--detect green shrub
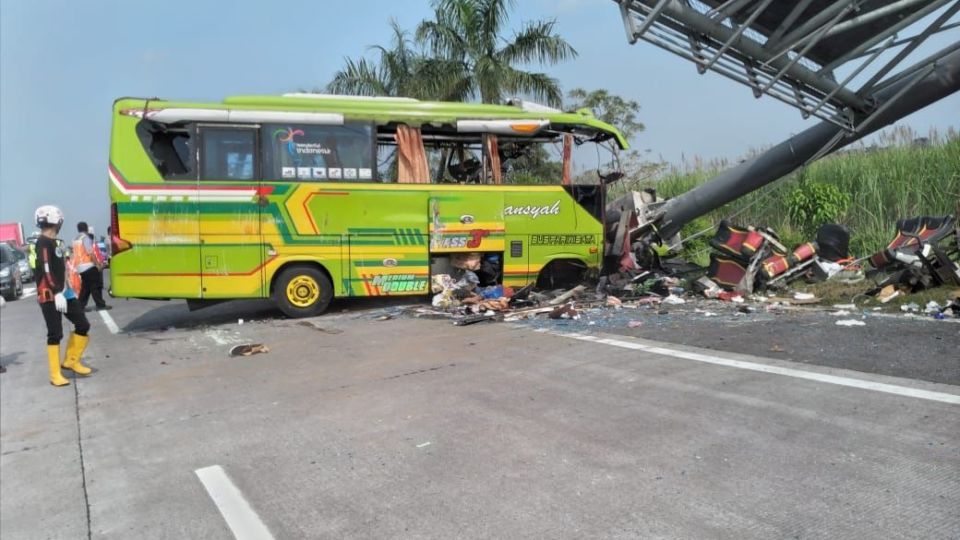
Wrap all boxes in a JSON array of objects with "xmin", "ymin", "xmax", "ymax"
[{"xmin": 785, "ymin": 181, "xmax": 851, "ymax": 235}]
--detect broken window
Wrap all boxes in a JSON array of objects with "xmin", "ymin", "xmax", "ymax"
[
  {"xmin": 372, "ymin": 122, "xmax": 615, "ymax": 186},
  {"xmin": 136, "ymin": 121, "xmax": 196, "ymax": 180}
]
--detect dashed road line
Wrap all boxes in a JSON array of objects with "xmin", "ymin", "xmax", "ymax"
[
  {"xmin": 98, "ymin": 309, "xmax": 120, "ymax": 334},
  {"xmin": 22, "ymin": 287, "xmax": 37, "ymax": 298},
  {"xmin": 544, "ymin": 330, "xmax": 960, "ymax": 405},
  {"xmin": 195, "ymin": 465, "xmax": 275, "ymax": 540}
]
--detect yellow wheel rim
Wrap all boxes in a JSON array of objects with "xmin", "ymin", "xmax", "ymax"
[{"xmin": 286, "ymin": 275, "xmax": 320, "ymax": 308}]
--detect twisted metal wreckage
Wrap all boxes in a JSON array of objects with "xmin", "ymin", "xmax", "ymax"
[{"xmin": 602, "ymin": 0, "xmax": 960, "ymax": 296}]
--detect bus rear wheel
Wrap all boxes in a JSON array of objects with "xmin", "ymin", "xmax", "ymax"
[{"xmin": 273, "ymin": 265, "xmax": 333, "ymax": 318}]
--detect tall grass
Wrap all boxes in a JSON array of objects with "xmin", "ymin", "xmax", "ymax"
[{"xmin": 622, "ymin": 127, "xmax": 960, "ymax": 260}]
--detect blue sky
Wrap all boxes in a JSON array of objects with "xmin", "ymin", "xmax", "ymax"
[{"xmin": 1, "ymin": 0, "xmax": 957, "ymax": 234}]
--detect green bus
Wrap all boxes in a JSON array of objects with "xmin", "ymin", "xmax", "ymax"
[{"xmin": 107, "ymin": 93, "xmax": 627, "ymax": 317}]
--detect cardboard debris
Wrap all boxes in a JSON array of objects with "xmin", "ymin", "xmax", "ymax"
[
  {"xmin": 877, "ymin": 285, "xmax": 901, "ymax": 303},
  {"xmin": 229, "ymin": 343, "xmax": 270, "ymax": 357}
]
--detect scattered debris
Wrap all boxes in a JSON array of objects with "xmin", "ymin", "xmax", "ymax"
[
  {"xmin": 701, "ymin": 221, "xmax": 847, "ymax": 294},
  {"xmin": 375, "ymin": 314, "xmax": 395, "ymax": 321},
  {"xmin": 867, "ymin": 215, "xmax": 960, "ymax": 296},
  {"xmin": 763, "ymin": 295, "xmax": 819, "ymax": 305},
  {"xmin": 877, "ymin": 285, "xmax": 901, "ymax": 303},
  {"xmin": 716, "ymin": 291, "xmax": 744, "ymax": 302},
  {"xmin": 548, "ymin": 285, "xmax": 586, "ymax": 306},
  {"xmin": 453, "ymin": 313, "xmax": 498, "ymax": 326},
  {"xmin": 548, "ymin": 303, "xmax": 580, "ymax": 320},
  {"xmin": 900, "ymin": 303, "xmax": 920, "ymax": 313},
  {"xmin": 418, "ymin": 214, "xmax": 958, "ymax": 328},
  {"xmin": 502, "ymin": 306, "xmax": 557, "ymax": 322},
  {"xmin": 298, "ymin": 321, "xmax": 344, "ymax": 333},
  {"xmin": 229, "ymin": 343, "xmax": 270, "ymax": 357}
]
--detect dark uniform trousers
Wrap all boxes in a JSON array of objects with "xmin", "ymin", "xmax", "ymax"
[
  {"xmin": 40, "ymin": 298, "xmax": 90, "ymax": 345},
  {"xmin": 79, "ymin": 267, "xmax": 106, "ymax": 309}
]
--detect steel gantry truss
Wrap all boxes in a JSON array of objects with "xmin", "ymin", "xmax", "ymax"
[{"xmin": 615, "ymin": 0, "xmax": 960, "ymax": 131}]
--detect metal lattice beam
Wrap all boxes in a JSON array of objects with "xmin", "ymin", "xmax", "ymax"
[{"xmin": 614, "ymin": 0, "xmax": 960, "ymax": 132}]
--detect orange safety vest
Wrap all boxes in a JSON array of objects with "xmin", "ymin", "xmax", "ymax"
[{"xmin": 72, "ymin": 234, "xmax": 94, "ymax": 267}]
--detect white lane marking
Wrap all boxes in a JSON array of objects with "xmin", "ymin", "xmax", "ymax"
[
  {"xmin": 22, "ymin": 287, "xmax": 36, "ymax": 298},
  {"xmin": 195, "ymin": 465, "xmax": 275, "ymax": 540},
  {"xmin": 98, "ymin": 309, "xmax": 120, "ymax": 334},
  {"xmin": 548, "ymin": 331, "xmax": 960, "ymax": 405}
]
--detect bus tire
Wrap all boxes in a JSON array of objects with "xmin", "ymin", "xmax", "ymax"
[{"xmin": 272, "ymin": 265, "xmax": 333, "ymax": 318}]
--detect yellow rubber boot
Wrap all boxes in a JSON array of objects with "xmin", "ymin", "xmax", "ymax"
[
  {"xmin": 62, "ymin": 333, "xmax": 92, "ymax": 376},
  {"xmin": 47, "ymin": 345, "xmax": 70, "ymax": 387}
]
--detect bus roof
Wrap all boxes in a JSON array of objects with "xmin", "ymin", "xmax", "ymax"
[{"xmin": 116, "ymin": 94, "xmax": 629, "ymax": 149}]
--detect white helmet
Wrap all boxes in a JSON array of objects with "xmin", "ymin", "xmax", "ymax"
[{"xmin": 35, "ymin": 205, "xmax": 64, "ymax": 228}]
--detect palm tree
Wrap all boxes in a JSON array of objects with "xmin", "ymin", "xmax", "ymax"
[
  {"xmin": 416, "ymin": 0, "xmax": 577, "ymax": 107},
  {"xmin": 327, "ymin": 20, "xmax": 431, "ymax": 98}
]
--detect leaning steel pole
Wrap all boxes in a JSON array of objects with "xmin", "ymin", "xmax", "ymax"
[{"xmin": 657, "ymin": 44, "xmax": 960, "ymax": 240}]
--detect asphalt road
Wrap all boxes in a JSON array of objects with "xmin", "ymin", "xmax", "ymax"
[
  {"xmin": 520, "ymin": 300, "xmax": 960, "ymax": 386},
  {"xmin": 1, "ymin": 287, "xmax": 959, "ymax": 539}
]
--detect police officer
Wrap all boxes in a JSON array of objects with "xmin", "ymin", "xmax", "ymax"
[{"xmin": 34, "ymin": 206, "xmax": 93, "ymax": 387}]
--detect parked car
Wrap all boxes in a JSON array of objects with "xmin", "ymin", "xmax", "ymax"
[
  {"xmin": 0, "ymin": 243, "xmax": 24, "ymax": 300},
  {"xmin": 10, "ymin": 245, "xmax": 33, "ymax": 281}
]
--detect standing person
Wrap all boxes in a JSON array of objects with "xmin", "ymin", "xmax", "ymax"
[
  {"xmin": 73, "ymin": 221, "xmax": 110, "ymax": 311},
  {"xmin": 88, "ymin": 226, "xmax": 106, "ymax": 268},
  {"xmin": 34, "ymin": 206, "xmax": 93, "ymax": 387}
]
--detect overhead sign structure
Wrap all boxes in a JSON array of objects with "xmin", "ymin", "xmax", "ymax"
[
  {"xmin": 612, "ymin": 0, "xmax": 960, "ymax": 240},
  {"xmin": 615, "ymin": 0, "xmax": 960, "ymax": 132}
]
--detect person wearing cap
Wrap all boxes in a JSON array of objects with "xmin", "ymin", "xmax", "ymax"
[
  {"xmin": 34, "ymin": 206, "xmax": 94, "ymax": 387},
  {"xmin": 73, "ymin": 221, "xmax": 110, "ymax": 311}
]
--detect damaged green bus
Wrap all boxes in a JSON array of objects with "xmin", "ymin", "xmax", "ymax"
[{"xmin": 108, "ymin": 93, "xmax": 627, "ymax": 317}]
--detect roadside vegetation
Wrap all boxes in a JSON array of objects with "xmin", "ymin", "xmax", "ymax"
[{"xmin": 620, "ymin": 127, "xmax": 960, "ymax": 263}]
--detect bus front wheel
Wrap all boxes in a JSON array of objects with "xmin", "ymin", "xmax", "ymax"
[{"xmin": 273, "ymin": 265, "xmax": 333, "ymax": 318}]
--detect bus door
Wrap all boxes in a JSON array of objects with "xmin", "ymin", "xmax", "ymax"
[
  {"xmin": 340, "ymin": 191, "xmax": 429, "ymax": 297},
  {"xmin": 428, "ymin": 189, "xmax": 508, "ymax": 281},
  {"xmin": 196, "ymin": 125, "xmax": 265, "ymax": 298}
]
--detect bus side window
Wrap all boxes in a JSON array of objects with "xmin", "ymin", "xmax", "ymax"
[
  {"xmin": 261, "ymin": 123, "xmax": 375, "ymax": 182},
  {"xmin": 136, "ymin": 121, "xmax": 196, "ymax": 180},
  {"xmin": 200, "ymin": 128, "xmax": 257, "ymax": 181}
]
